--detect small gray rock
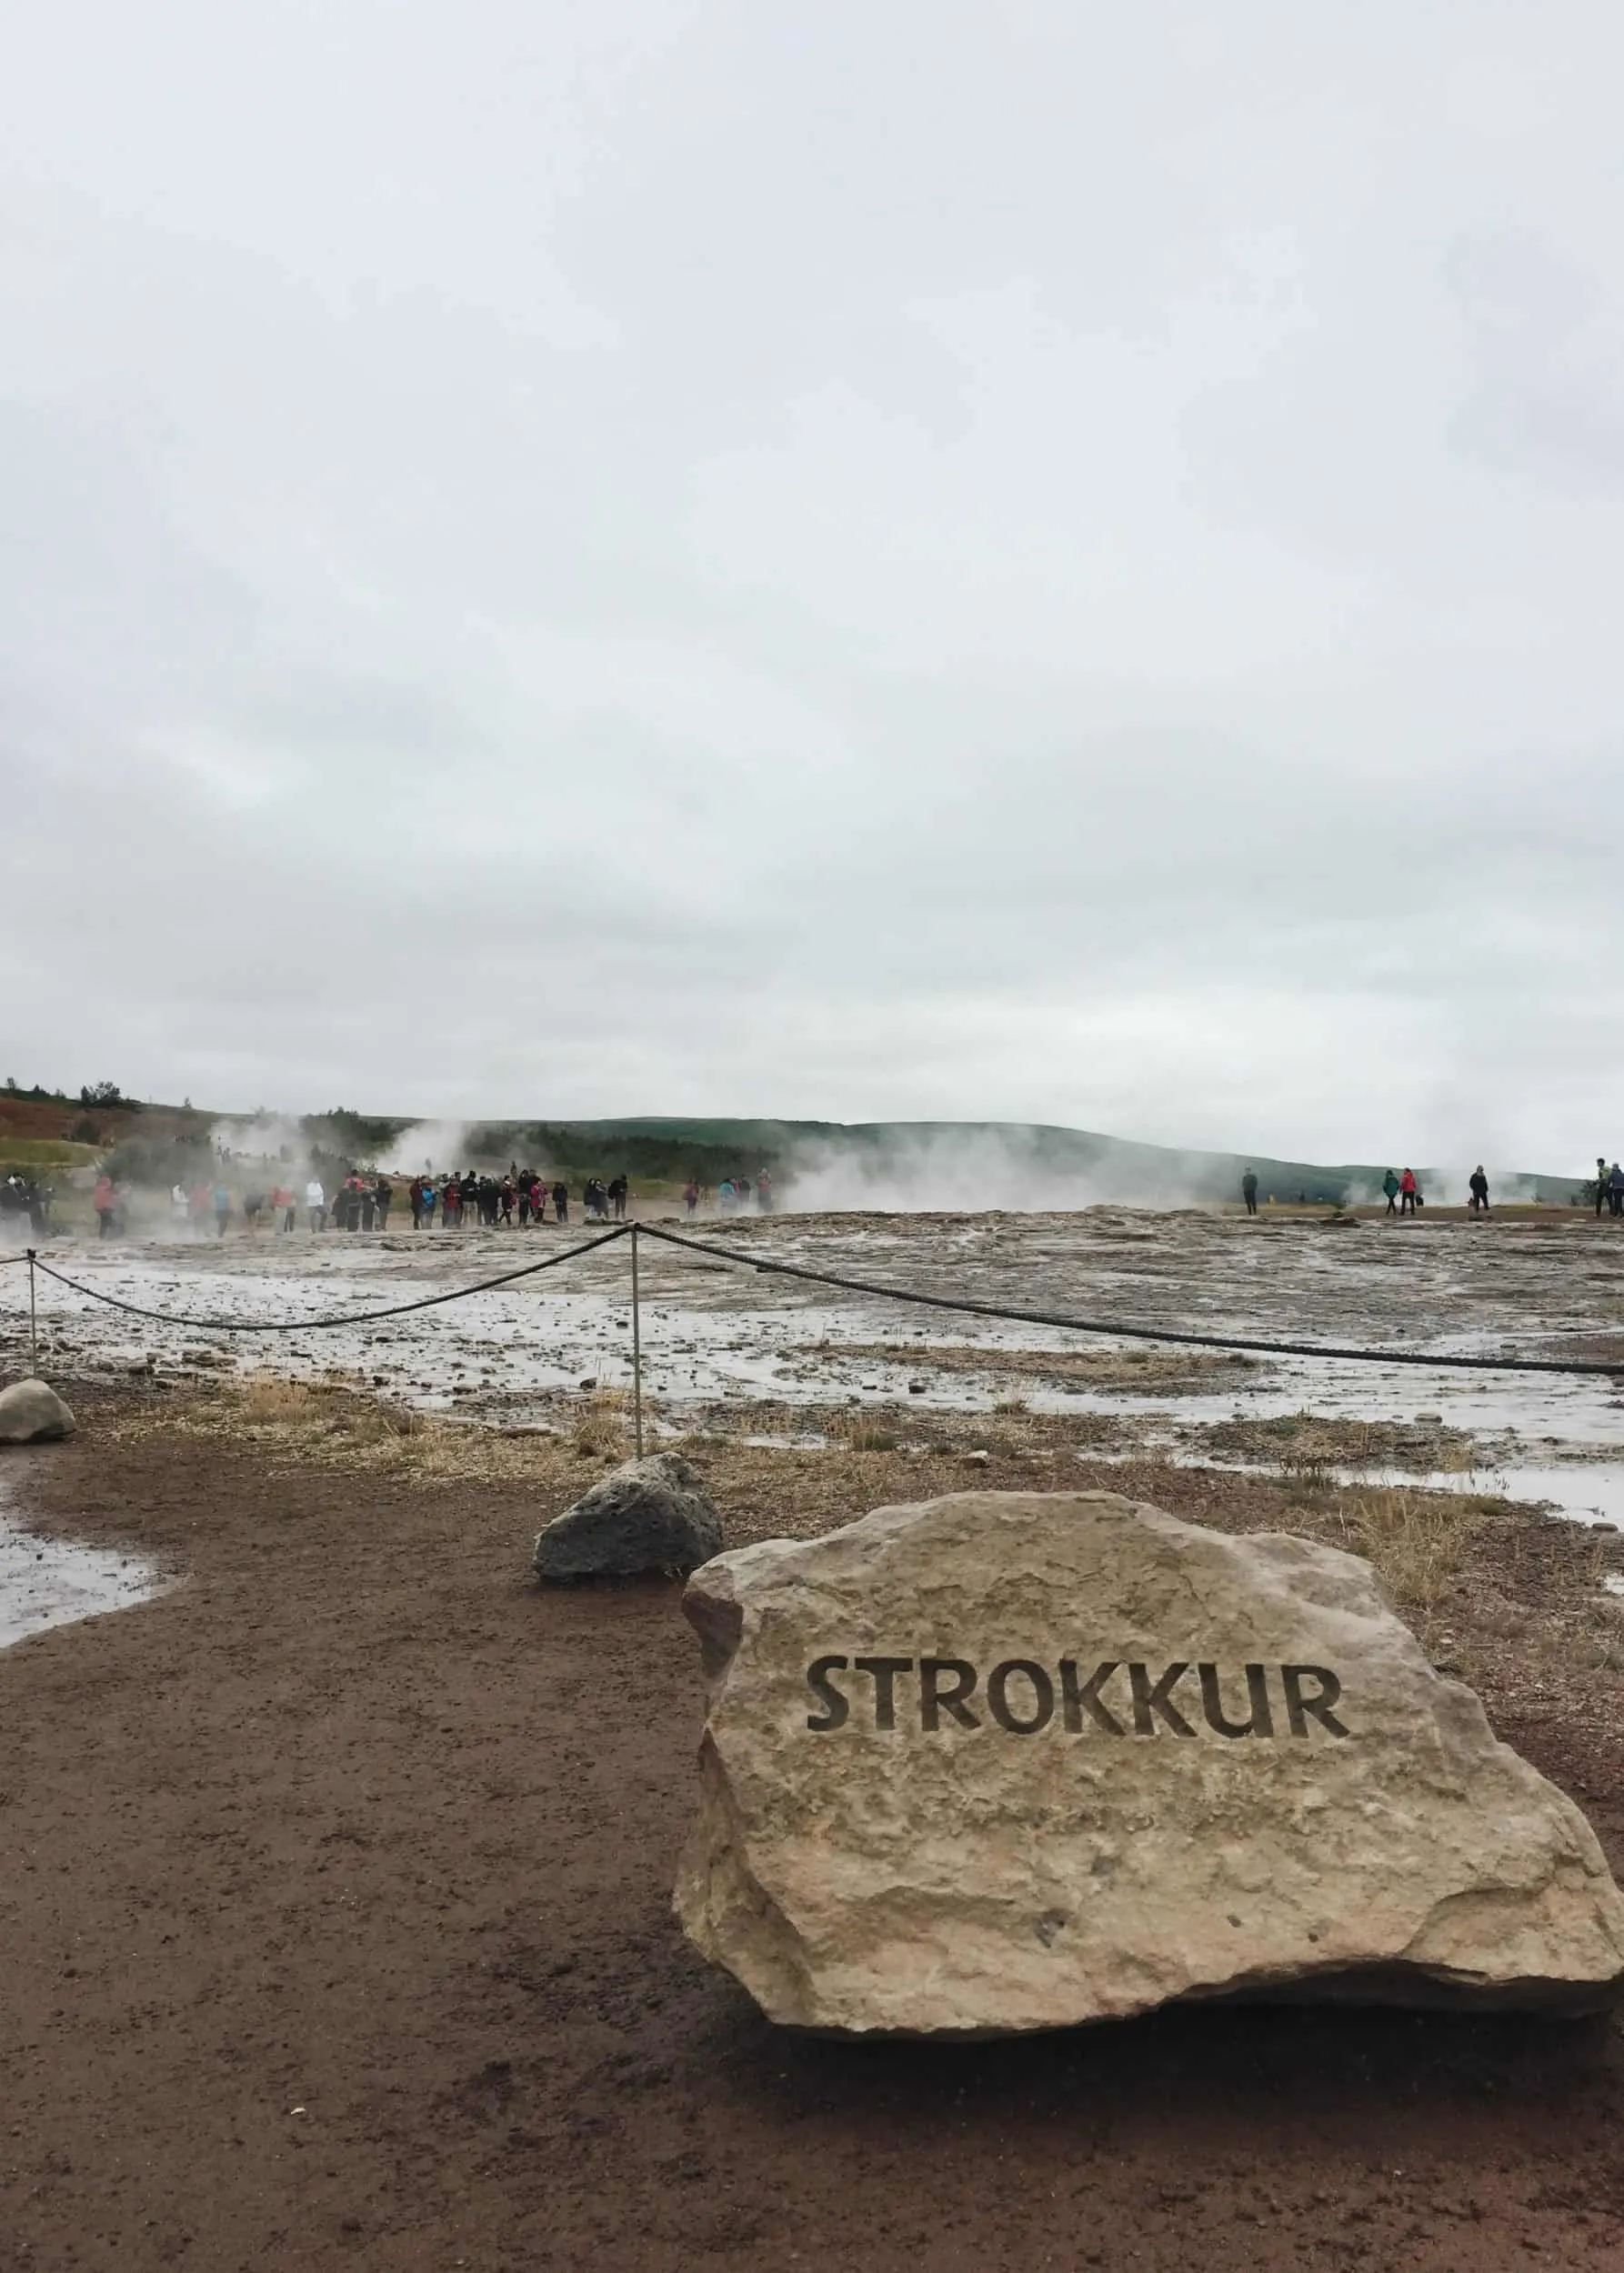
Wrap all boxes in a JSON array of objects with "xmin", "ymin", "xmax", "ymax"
[
  {"xmin": 0, "ymin": 1378, "xmax": 77, "ymax": 1445},
  {"xmin": 534, "ymin": 1452, "xmax": 722, "ymax": 1581}
]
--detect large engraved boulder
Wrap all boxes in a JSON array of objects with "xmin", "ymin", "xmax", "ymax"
[{"xmin": 674, "ymin": 1491, "xmax": 1624, "ymax": 2034}]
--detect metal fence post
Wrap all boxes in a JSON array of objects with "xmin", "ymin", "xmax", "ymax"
[
  {"xmin": 630, "ymin": 1223, "xmax": 644, "ymax": 1457},
  {"xmin": 26, "ymin": 1247, "xmax": 38, "ymax": 1377}
]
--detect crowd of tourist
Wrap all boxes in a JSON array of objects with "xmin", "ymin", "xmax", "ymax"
[
  {"xmin": 158, "ymin": 1167, "xmax": 619, "ymax": 1235},
  {"xmin": 15, "ymin": 1160, "xmax": 782, "ymax": 1241},
  {"xmin": 31, "ymin": 1154, "xmax": 1624, "ymax": 1241}
]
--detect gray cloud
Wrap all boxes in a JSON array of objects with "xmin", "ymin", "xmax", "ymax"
[{"xmin": 3, "ymin": 2, "xmax": 1623, "ymax": 1171}]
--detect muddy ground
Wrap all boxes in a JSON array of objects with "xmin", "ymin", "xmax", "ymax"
[{"xmin": 4, "ymin": 1373, "xmax": 1624, "ymax": 2272}]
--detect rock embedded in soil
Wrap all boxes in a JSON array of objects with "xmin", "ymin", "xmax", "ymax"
[
  {"xmin": 534, "ymin": 1452, "xmax": 722, "ymax": 1581},
  {"xmin": 674, "ymin": 1489, "xmax": 1624, "ymax": 2035},
  {"xmin": 0, "ymin": 1378, "xmax": 77, "ymax": 1445}
]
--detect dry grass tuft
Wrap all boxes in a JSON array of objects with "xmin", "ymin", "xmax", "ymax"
[
  {"xmin": 823, "ymin": 1407, "xmax": 904, "ymax": 1454},
  {"xmin": 240, "ymin": 1377, "xmax": 316, "ymax": 1425},
  {"xmin": 1321, "ymin": 1487, "xmax": 1489, "ymax": 1618},
  {"xmin": 571, "ymin": 1391, "xmax": 629, "ymax": 1461},
  {"xmin": 236, "ymin": 1373, "xmax": 426, "ymax": 1448}
]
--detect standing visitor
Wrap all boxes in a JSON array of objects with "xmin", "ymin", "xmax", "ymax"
[
  {"xmin": 1399, "ymin": 1167, "xmax": 1418, "ymax": 1217},
  {"xmin": 306, "ymin": 1177, "xmax": 326, "ymax": 1233},
  {"xmin": 375, "ymin": 1176, "xmax": 392, "ymax": 1231},
  {"xmin": 420, "ymin": 1178, "xmax": 436, "ymax": 1227},
  {"xmin": 360, "ymin": 1182, "xmax": 376, "ymax": 1233},
  {"xmin": 717, "ymin": 1178, "xmax": 735, "ymax": 1216},
  {"xmin": 552, "ymin": 1179, "xmax": 569, "ymax": 1224},
  {"xmin": 170, "ymin": 1181, "xmax": 190, "ymax": 1237},
  {"xmin": 408, "ymin": 1177, "xmax": 423, "ymax": 1229},
  {"xmin": 94, "ymin": 1174, "xmax": 116, "ymax": 1238},
  {"xmin": 685, "ymin": 1177, "xmax": 699, "ymax": 1217},
  {"xmin": 757, "ymin": 1168, "xmax": 774, "ymax": 1214},
  {"xmin": 1599, "ymin": 1159, "xmax": 1612, "ymax": 1218},
  {"xmin": 1469, "ymin": 1166, "xmax": 1489, "ymax": 1215},
  {"xmin": 1240, "ymin": 1168, "xmax": 1258, "ymax": 1217},
  {"xmin": 516, "ymin": 1177, "xmax": 531, "ymax": 1228},
  {"xmin": 609, "ymin": 1174, "xmax": 628, "ymax": 1222},
  {"xmin": 499, "ymin": 1177, "xmax": 516, "ymax": 1227},
  {"xmin": 1611, "ymin": 1164, "xmax": 1624, "ymax": 1218},
  {"xmin": 1382, "ymin": 1168, "xmax": 1400, "ymax": 1217},
  {"xmin": 213, "ymin": 1181, "xmax": 232, "ymax": 1237},
  {"xmin": 275, "ymin": 1183, "xmax": 295, "ymax": 1233}
]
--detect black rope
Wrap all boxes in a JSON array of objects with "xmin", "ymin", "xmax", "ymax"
[
  {"xmin": 25, "ymin": 1226, "xmax": 631, "ymax": 1333},
  {"xmin": 634, "ymin": 1223, "xmax": 1624, "ymax": 1379}
]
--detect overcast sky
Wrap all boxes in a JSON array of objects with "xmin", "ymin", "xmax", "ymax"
[{"xmin": 4, "ymin": 3, "xmax": 1623, "ymax": 1167}]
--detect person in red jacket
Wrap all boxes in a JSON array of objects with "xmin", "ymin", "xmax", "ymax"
[{"xmin": 1399, "ymin": 1167, "xmax": 1418, "ymax": 1217}]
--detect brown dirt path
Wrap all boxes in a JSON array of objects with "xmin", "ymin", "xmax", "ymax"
[{"xmin": 2, "ymin": 1408, "xmax": 1623, "ymax": 2271}]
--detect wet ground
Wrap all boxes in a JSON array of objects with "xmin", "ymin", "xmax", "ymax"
[
  {"xmin": 0, "ymin": 1469, "xmax": 167, "ymax": 1649},
  {"xmin": 4, "ymin": 1206, "xmax": 1622, "ymax": 1525}
]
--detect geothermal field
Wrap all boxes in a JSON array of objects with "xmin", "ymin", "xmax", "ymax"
[
  {"xmin": 7, "ymin": 1204, "xmax": 1624, "ymax": 1529},
  {"xmin": 4, "ymin": 1202, "xmax": 1624, "ymax": 2270}
]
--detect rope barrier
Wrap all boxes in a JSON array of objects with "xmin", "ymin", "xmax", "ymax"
[
  {"xmin": 634, "ymin": 1222, "xmax": 1624, "ymax": 1379},
  {"xmin": 24, "ymin": 1226, "xmax": 631, "ymax": 1333}
]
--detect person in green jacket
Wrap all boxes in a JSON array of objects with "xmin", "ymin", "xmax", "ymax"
[{"xmin": 1382, "ymin": 1168, "xmax": 1400, "ymax": 1217}]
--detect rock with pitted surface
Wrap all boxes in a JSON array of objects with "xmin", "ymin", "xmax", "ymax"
[
  {"xmin": 534, "ymin": 1452, "xmax": 722, "ymax": 1581},
  {"xmin": 674, "ymin": 1490, "xmax": 1624, "ymax": 2035},
  {"xmin": 0, "ymin": 1378, "xmax": 77, "ymax": 1445}
]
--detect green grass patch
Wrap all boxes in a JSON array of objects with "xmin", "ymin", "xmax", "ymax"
[{"xmin": 0, "ymin": 1138, "xmax": 105, "ymax": 1168}]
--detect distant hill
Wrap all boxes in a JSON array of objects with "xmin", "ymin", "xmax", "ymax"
[{"xmin": 490, "ymin": 1117, "xmax": 1584, "ymax": 1208}]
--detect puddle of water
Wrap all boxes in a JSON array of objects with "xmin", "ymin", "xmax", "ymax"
[
  {"xmin": 1439, "ymin": 1463, "xmax": 1624, "ymax": 1527},
  {"xmin": 0, "ymin": 1479, "xmax": 168, "ymax": 1651},
  {"xmin": 1273, "ymin": 1458, "xmax": 1624, "ymax": 1527}
]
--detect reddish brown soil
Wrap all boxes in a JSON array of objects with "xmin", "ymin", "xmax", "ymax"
[
  {"xmin": 0, "ymin": 1096, "xmax": 196, "ymax": 1146},
  {"xmin": 3, "ymin": 1406, "xmax": 1624, "ymax": 2271}
]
